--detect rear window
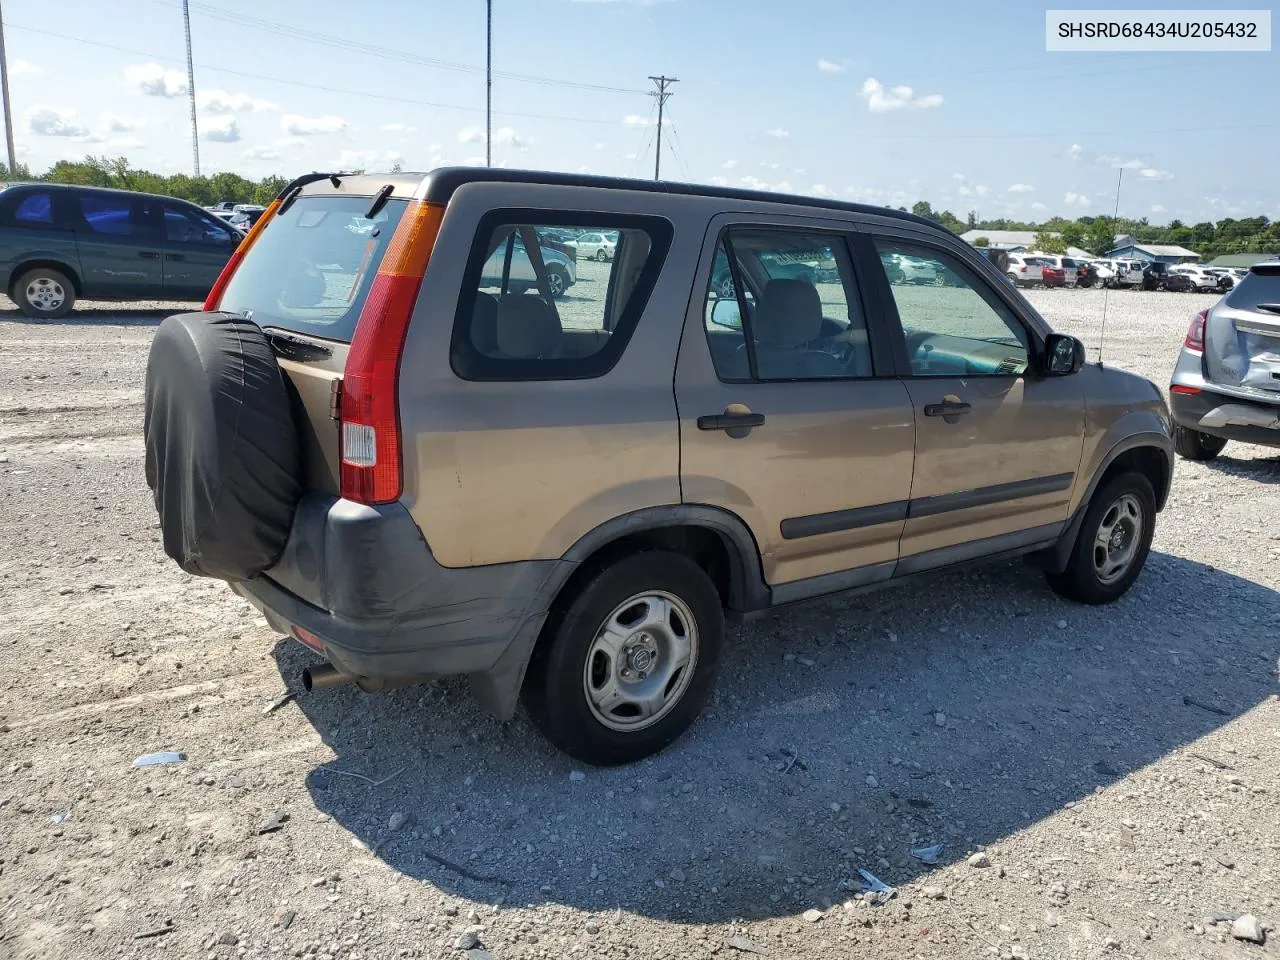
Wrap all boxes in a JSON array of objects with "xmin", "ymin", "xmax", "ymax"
[
  {"xmin": 218, "ymin": 195, "xmax": 407, "ymax": 343},
  {"xmin": 1225, "ymin": 265, "xmax": 1280, "ymax": 309}
]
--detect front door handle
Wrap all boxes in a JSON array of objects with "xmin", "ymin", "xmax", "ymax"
[
  {"xmin": 924, "ymin": 395, "xmax": 972, "ymax": 422},
  {"xmin": 697, "ymin": 404, "xmax": 765, "ymax": 437},
  {"xmin": 165, "ymin": 253, "xmax": 185, "ymax": 262},
  {"xmin": 138, "ymin": 251, "xmax": 161, "ymax": 260}
]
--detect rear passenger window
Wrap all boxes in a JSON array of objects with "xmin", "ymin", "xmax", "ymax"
[
  {"xmin": 704, "ymin": 227, "xmax": 873, "ymax": 381},
  {"xmin": 14, "ymin": 192, "xmax": 53, "ymax": 225},
  {"xmin": 77, "ymin": 196, "xmax": 140, "ymax": 237},
  {"xmin": 452, "ymin": 215, "xmax": 671, "ymax": 381}
]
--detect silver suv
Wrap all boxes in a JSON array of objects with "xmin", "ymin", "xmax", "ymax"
[
  {"xmin": 144, "ymin": 168, "xmax": 1174, "ymax": 765},
  {"xmin": 1170, "ymin": 259, "xmax": 1280, "ymax": 459}
]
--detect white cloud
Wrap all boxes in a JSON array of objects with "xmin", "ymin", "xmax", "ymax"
[
  {"xmin": 740, "ymin": 175, "xmax": 793, "ymax": 193},
  {"xmin": 27, "ymin": 105, "xmax": 89, "ymax": 138},
  {"xmin": 123, "ymin": 62, "xmax": 188, "ymax": 98},
  {"xmin": 197, "ymin": 90, "xmax": 277, "ymax": 114},
  {"xmin": 817, "ymin": 58, "xmax": 846, "ymax": 74},
  {"xmin": 11, "ymin": 60, "xmax": 43, "ymax": 77},
  {"xmin": 1007, "ymin": 183, "xmax": 1035, "ymax": 194},
  {"xmin": 330, "ymin": 148, "xmax": 403, "ymax": 171},
  {"xmin": 1139, "ymin": 167, "xmax": 1174, "ymax": 181},
  {"xmin": 101, "ymin": 113, "xmax": 139, "ymax": 133},
  {"xmin": 710, "ymin": 176, "xmax": 729, "ymax": 186},
  {"xmin": 764, "ymin": 127, "xmax": 790, "ymax": 139},
  {"xmin": 859, "ymin": 77, "xmax": 943, "ymax": 113},
  {"xmin": 1068, "ymin": 143, "xmax": 1082, "ymax": 160},
  {"xmin": 242, "ymin": 145, "xmax": 281, "ymax": 162},
  {"xmin": 458, "ymin": 126, "xmax": 486, "ymax": 143},
  {"xmin": 792, "ymin": 167, "xmax": 806, "ymax": 175},
  {"xmin": 960, "ymin": 185, "xmax": 992, "ymax": 198},
  {"xmin": 1064, "ymin": 191, "xmax": 1091, "ymax": 209},
  {"xmin": 494, "ymin": 127, "xmax": 528, "ymax": 150},
  {"xmin": 381, "ymin": 122, "xmax": 418, "ymax": 133},
  {"xmin": 1031, "ymin": 201, "xmax": 1049, "ymax": 211},
  {"xmin": 1151, "ymin": 204, "xmax": 1167, "ymax": 213},
  {"xmin": 809, "ymin": 184, "xmax": 834, "ymax": 197},
  {"xmin": 107, "ymin": 135, "xmax": 145, "ymax": 150},
  {"xmin": 275, "ymin": 136, "xmax": 307, "ymax": 150},
  {"xmin": 202, "ymin": 115, "xmax": 241, "ymax": 143},
  {"xmin": 593, "ymin": 142, "xmax": 606, "ymax": 151},
  {"xmin": 951, "ymin": 172, "xmax": 966, "ymax": 181},
  {"xmin": 576, "ymin": 165, "xmax": 591, "ymax": 174},
  {"xmin": 281, "ymin": 114, "xmax": 347, "ymax": 136},
  {"xmin": 721, "ymin": 159, "xmax": 738, "ymax": 170},
  {"xmin": 462, "ymin": 156, "xmax": 487, "ymax": 166},
  {"xmin": 760, "ymin": 161, "xmax": 781, "ymax": 171}
]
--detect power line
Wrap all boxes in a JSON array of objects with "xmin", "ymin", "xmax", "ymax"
[
  {"xmin": 665, "ymin": 115, "xmax": 695, "ymax": 183},
  {"xmin": 145, "ymin": 0, "xmax": 649, "ymax": 96},
  {"xmin": 5, "ymin": 24, "xmax": 631, "ymax": 126},
  {"xmin": 648, "ymin": 75, "xmax": 676, "ymax": 181}
]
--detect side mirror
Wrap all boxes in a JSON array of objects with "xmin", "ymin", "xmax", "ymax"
[
  {"xmin": 710, "ymin": 297, "xmax": 743, "ymax": 330},
  {"xmin": 1043, "ymin": 333, "xmax": 1085, "ymax": 376}
]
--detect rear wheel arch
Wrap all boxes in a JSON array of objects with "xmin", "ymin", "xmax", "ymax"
[
  {"xmin": 553, "ymin": 506, "xmax": 768, "ymax": 618},
  {"xmin": 10, "ymin": 259, "xmax": 82, "ymax": 298}
]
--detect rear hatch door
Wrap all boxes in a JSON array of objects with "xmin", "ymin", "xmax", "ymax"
[
  {"xmin": 1203, "ymin": 263, "xmax": 1280, "ymax": 398},
  {"xmin": 216, "ymin": 186, "xmax": 413, "ymax": 494}
]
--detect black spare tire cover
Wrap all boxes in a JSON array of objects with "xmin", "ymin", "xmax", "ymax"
[{"xmin": 145, "ymin": 312, "xmax": 302, "ymax": 581}]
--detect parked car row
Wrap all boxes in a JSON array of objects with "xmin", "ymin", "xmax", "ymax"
[
  {"xmin": 991, "ymin": 250, "xmax": 1247, "ymax": 294},
  {"xmin": 205, "ymin": 202, "xmax": 267, "ymax": 235}
]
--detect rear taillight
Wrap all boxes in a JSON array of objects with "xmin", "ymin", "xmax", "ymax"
[
  {"xmin": 1019, "ymin": 266, "xmax": 1027, "ymax": 273},
  {"xmin": 202, "ymin": 198, "xmax": 281, "ymax": 311},
  {"xmin": 1184, "ymin": 309, "xmax": 1207, "ymax": 351},
  {"xmin": 339, "ymin": 201, "xmax": 446, "ymax": 505}
]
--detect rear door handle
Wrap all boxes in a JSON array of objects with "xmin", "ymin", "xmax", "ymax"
[
  {"xmin": 697, "ymin": 410, "xmax": 766, "ymax": 432},
  {"xmin": 165, "ymin": 253, "xmax": 185, "ymax": 262},
  {"xmin": 924, "ymin": 398, "xmax": 972, "ymax": 419},
  {"xmin": 138, "ymin": 251, "xmax": 161, "ymax": 260}
]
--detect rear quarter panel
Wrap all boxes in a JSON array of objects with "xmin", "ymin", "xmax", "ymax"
[
  {"xmin": 397, "ymin": 182, "xmax": 707, "ymax": 568},
  {"xmin": 0, "ymin": 225, "xmax": 82, "ymax": 292}
]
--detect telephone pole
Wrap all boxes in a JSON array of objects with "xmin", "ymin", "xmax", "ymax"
[
  {"xmin": 0, "ymin": 1, "xmax": 18, "ymax": 179},
  {"xmin": 182, "ymin": 0, "xmax": 200, "ymax": 176},
  {"xmin": 485, "ymin": 0, "xmax": 492, "ymax": 167},
  {"xmin": 648, "ymin": 75, "xmax": 676, "ymax": 181}
]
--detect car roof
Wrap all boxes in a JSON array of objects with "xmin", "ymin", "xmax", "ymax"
[{"xmin": 292, "ymin": 166, "xmax": 939, "ymax": 230}]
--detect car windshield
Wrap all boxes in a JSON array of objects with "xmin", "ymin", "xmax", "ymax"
[{"xmin": 218, "ymin": 195, "xmax": 408, "ymax": 343}]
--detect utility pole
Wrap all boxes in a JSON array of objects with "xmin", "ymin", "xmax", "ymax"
[
  {"xmin": 648, "ymin": 75, "xmax": 676, "ymax": 181},
  {"xmin": 182, "ymin": 0, "xmax": 200, "ymax": 176},
  {"xmin": 485, "ymin": 0, "xmax": 492, "ymax": 167},
  {"xmin": 0, "ymin": 1, "xmax": 18, "ymax": 180}
]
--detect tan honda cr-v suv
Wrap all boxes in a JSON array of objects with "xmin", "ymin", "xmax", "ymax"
[{"xmin": 144, "ymin": 168, "xmax": 1173, "ymax": 765}]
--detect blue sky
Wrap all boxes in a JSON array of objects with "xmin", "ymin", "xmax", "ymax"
[{"xmin": 4, "ymin": 0, "xmax": 1277, "ymax": 224}]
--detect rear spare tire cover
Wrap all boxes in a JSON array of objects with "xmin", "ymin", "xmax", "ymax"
[{"xmin": 144, "ymin": 312, "xmax": 302, "ymax": 581}]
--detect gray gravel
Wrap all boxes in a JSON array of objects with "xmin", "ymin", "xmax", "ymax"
[{"xmin": 1, "ymin": 290, "xmax": 1277, "ymax": 960}]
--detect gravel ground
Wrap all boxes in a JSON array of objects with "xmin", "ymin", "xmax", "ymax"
[{"xmin": 1, "ymin": 289, "xmax": 1278, "ymax": 960}]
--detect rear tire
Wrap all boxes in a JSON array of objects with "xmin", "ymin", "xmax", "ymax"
[
  {"xmin": 14, "ymin": 267, "xmax": 76, "ymax": 319},
  {"xmin": 1046, "ymin": 471, "xmax": 1155, "ymax": 605},
  {"xmin": 546, "ymin": 266, "xmax": 569, "ymax": 299},
  {"xmin": 1174, "ymin": 424, "xmax": 1227, "ymax": 461},
  {"xmin": 523, "ymin": 551, "xmax": 724, "ymax": 766}
]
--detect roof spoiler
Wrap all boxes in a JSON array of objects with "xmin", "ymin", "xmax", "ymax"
[
  {"xmin": 274, "ymin": 171, "xmax": 356, "ymax": 201},
  {"xmin": 1250, "ymin": 261, "xmax": 1280, "ymax": 276}
]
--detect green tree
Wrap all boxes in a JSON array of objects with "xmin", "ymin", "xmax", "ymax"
[
  {"xmin": 1085, "ymin": 219, "xmax": 1115, "ymax": 257},
  {"xmin": 1060, "ymin": 222, "xmax": 1085, "ymax": 248},
  {"xmin": 911, "ymin": 200, "xmax": 934, "ymax": 220},
  {"xmin": 966, "ymin": 210, "xmax": 976, "ymax": 230},
  {"xmin": 972, "ymin": 236, "xmax": 989, "ymax": 247},
  {"xmin": 1034, "ymin": 231, "xmax": 1067, "ymax": 254}
]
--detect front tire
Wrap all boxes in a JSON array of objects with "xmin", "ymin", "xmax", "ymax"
[
  {"xmin": 1174, "ymin": 424, "xmax": 1227, "ymax": 461},
  {"xmin": 545, "ymin": 266, "xmax": 569, "ymax": 299},
  {"xmin": 523, "ymin": 551, "xmax": 724, "ymax": 766},
  {"xmin": 14, "ymin": 267, "xmax": 76, "ymax": 319},
  {"xmin": 1046, "ymin": 472, "xmax": 1156, "ymax": 605}
]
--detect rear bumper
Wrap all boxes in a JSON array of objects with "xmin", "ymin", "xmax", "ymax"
[
  {"xmin": 231, "ymin": 494, "xmax": 567, "ymax": 681},
  {"xmin": 1170, "ymin": 384, "xmax": 1280, "ymax": 447}
]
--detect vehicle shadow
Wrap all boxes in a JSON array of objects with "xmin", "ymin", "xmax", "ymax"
[
  {"xmin": 1203, "ymin": 452, "xmax": 1280, "ymax": 485},
  {"xmin": 276, "ymin": 550, "xmax": 1279, "ymax": 924},
  {"xmin": 0, "ymin": 305, "xmax": 186, "ymax": 326}
]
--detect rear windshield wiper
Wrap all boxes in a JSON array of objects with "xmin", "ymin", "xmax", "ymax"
[{"xmin": 262, "ymin": 327, "xmax": 333, "ymax": 362}]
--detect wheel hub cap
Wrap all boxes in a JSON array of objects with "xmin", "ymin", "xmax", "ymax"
[
  {"xmin": 583, "ymin": 591, "xmax": 699, "ymax": 732},
  {"xmin": 1093, "ymin": 493, "xmax": 1143, "ymax": 585}
]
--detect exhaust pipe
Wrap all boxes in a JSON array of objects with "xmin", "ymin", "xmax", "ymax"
[
  {"xmin": 302, "ymin": 663, "xmax": 350, "ymax": 691},
  {"xmin": 302, "ymin": 664, "xmax": 436, "ymax": 693}
]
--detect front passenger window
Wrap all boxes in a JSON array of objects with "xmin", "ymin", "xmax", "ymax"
[{"xmin": 874, "ymin": 240, "xmax": 1029, "ymax": 377}]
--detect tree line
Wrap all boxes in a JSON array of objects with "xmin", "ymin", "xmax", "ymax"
[
  {"xmin": 3, "ymin": 156, "xmax": 1277, "ymax": 260},
  {"xmin": 909, "ymin": 200, "xmax": 1280, "ymax": 260}
]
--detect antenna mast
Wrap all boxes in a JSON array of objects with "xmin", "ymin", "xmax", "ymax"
[{"xmin": 1098, "ymin": 167, "xmax": 1123, "ymax": 366}]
